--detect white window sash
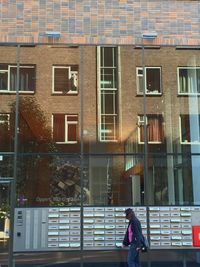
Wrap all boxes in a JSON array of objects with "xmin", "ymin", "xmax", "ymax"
[{"xmin": 52, "ymin": 66, "xmax": 78, "ymax": 94}]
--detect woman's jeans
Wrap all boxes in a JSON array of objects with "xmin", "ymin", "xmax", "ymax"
[{"xmin": 127, "ymin": 243, "xmax": 140, "ymax": 267}]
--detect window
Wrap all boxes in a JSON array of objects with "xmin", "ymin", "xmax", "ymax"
[
  {"xmin": 0, "ymin": 113, "xmax": 10, "ymax": 143},
  {"xmin": 98, "ymin": 47, "xmax": 119, "ymax": 142},
  {"xmin": 52, "ymin": 66, "xmax": 78, "ymax": 94},
  {"xmin": 136, "ymin": 67, "xmax": 161, "ymax": 95},
  {"xmin": 138, "ymin": 114, "xmax": 164, "ymax": 143},
  {"xmin": 180, "ymin": 114, "xmax": 200, "ymax": 144},
  {"xmin": 178, "ymin": 67, "xmax": 200, "ymax": 94},
  {"xmin": 0, "ymin": 64, "xmax": 36, "ymax": 92},
  {"xmin": 52, "ymin": 114, "xmax": 78, "ymax": 144}
]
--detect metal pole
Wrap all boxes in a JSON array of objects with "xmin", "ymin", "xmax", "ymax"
[
  {"xmin": 142, "ymin": 44, "xmax": 151, "ymax": 267},
  {"xmin": 142, "ymin": 45, "xmax": 148, "ymax": 206},
  {"xmin": 80, "ymin": 46, "xmax": 84, "ymax": 267},
  {"xmin": 8, "ymin": 44, "xmax": 20, "ymax": 267}
]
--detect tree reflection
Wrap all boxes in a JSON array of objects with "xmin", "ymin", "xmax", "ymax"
[{"xmin": 8, "ymin": 97, "xmax": 55, "ymax": 206}]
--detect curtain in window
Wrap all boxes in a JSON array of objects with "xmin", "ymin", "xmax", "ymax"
[
  {"xmin": 10, "ymin": 67, "xmax": 35, "ymax": 91},
  {"xmin": 148, "ymin": 116, "xmax": 163, "ymax": 142},
  {"xmin": 179, "ymin": 69, "xmax": 200, "ymax": 93},
  {"xmin": 140, "ymin": 115, "xmax": 163, "ymax": 143}
]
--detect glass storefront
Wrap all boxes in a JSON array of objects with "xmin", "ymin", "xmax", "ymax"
[{"xmin": 0, "ymin": 44, "xmax": 200, "ymax": 266}]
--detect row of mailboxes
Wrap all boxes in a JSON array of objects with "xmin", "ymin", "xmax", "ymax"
[{"xmin": 14, "ymin": 206, "xmax": 200, "ymax": 252}]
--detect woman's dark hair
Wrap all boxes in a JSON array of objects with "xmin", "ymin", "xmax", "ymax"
[{"xmin": 125, "ymin": 208, "xmax": 135, "ymax": 217}]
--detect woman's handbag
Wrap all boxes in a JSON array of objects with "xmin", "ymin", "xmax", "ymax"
[{"xmin": 140, "ymin": 234, "xmax": 149, "ymax": 253}]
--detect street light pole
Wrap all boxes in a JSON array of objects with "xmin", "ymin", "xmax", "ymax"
[
  {"xmin": 141, "ymin": 32, "xmax": 157, "ymax": 267},
  {"xmin": 8, "ymin": 44, "xmax": 20, "ymax": 267},
  {"xmin": 142, "ymin": 32, "xmax": 157, "ymax": 206}
]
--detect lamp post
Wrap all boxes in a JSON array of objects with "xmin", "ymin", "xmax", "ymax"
[
  {"xmin": 141, "ymin": 32, "xmax": 157, "ymax": 205},
  {"xmin": 8, "ymin": 44, "xmax": 21, "ymax": 267},
  {"xmin": 141, "ymin": 32, "xmax": 157, "ymax": 267}
]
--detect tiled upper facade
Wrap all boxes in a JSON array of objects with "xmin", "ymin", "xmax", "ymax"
[{"xmin": 0, "ymin": 0, "xmax": 200, "ymax": 45}]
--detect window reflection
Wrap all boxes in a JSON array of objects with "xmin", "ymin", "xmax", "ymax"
[
  {"xmin": 178, "ymin": 67, "xmax": 200, "ymax": 94},
  {"xmin": 138, "ymin": 114, "xmax": 164, "ymax": 144},
  {"xmin": 53, "ymin": 114, "xmax": 78, "ymax": 144},
  {"xmin": 0, "ymin": 45, "xmax": 200, "ymax": 207},
  {"xmin": 180, "ymin": 114, "xmax": 200, "ymax": 144},
  {"xmin": 136, "ymin": 67, "xmax": 161, "ymax": 95},
  {"xmin": 0, "ymin": 64, "xmax": 36, "ymax": 92},
  {"xmin": 53, "ymin": 65, "xmax": 78, "ymax": 94},
  {"xmin": 98, "ymin": 46, "xmax": 119, "ymax": 142}
]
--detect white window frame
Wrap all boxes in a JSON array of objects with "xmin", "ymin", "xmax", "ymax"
[
  {"xmin": 179, "ymin": 115, "xmax": 200, "ymax": 144},
  {"xmin": 65, "ymin": 115, "xmax": 78, "ymax": 144},
  {"xmin": 52, "ymin": 114, "xmax": 78, "ymax": 144},
  {"xmin": 97, "ymin": 46, "xmax": 119, "ymax": 142},
  {"xmin": 0, "ymin": 65, "xmax": 35, "ymax": 93},
  {"xmin": 136, "ymin": 67, "xmax": 162, "ymax": 95},
  {"xmin": 100, "ymin": 114, "xmax": 118, "ymax": 142},
  {"xmin": 52, "ymin": 66, "xmax": 78, "ymax": 94},
  {"xmin": 138, "ymin": 115, "xmax": 163, "ymax": 144},
  {"xmin": 177, "ymin": 67, "xmax": 200, "ymax": 95}
]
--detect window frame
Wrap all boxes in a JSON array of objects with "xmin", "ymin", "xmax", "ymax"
[
  {"xmin": 179, "ymin": 114, "xmax": 200, "ymax": 144},
  {"xmin": 52, "ymin": 66, "xmax": 78, "ymax": 95},
  {"xmin": 98, "ymin": 46, "xmax": 119, "ymax": 142},
  {"xmin": 52, "ymin": 114, "xmax": 78, "ymax": 144},
  {"xmin": 0, "ymin": 65, "xmax": 36, "ymax": 93},
  {"xmin": 138, "ymin": 114, "xmax": 164, "ymax": 144},
  {"xmin": 177, "ymin": 66, "xmax": 200, "ymax": 95},
  {"xmin": 136, "ymin": 66, "xmax": 162, "ymax": 95}
]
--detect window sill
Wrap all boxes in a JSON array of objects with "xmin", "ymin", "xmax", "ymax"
[
  {"xmin": 0, "ymin": 91, "xmax": 35, "ymax": 94},
  {"xmin": 138, "ymin": 141, "xmax": 162, "ymax": 144},
  {"xmin": 178, "ymin": 93, "xmax": 200, "ymax": 96},
  {"xmin": 56, "ymin": 142, "xmax": 78, "ymax": 144},
  {"xmin": 52, "ymin": 92, "xmax": 78, "ymax": 96},
  {"xmin": 181, "ymin": 141, "xmax": 200, "ymax": 145},
  {"xmin": 99, "ymin": 140, "xmax": 118, "ymax": 143},
  {"xmin": 137, "ymin": 92, "xmax": 162, "ymax": 96}
]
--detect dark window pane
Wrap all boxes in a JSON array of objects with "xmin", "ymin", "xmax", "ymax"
[
  {"xmin": 0, "ymin": 71, "xmax": 8, "ymax": 90},
  {"xmin": 54, "ymin": 67, "xmax": 78, "ymax": 93},
  {"xmin": 54, "ymin": 68, "xmax": 69, "ymax": 92},
  {"xmin": 53, "ymin": 114, "xmax": 65, "ymax": 142},
  {"xmin": 10, "ymin": 66, "xmax": 36, "ymax": 91},
  {"xmin": 100, "ymin": 47, "xmax": 116, "ymax": 67},
  {"xmin": 146, "ymin": 68, "xmax": 161, "ymax": 93},
  {"xmin": 68, "ymin": 124, "xmax": 77, "ymax": 142},
  {"xmin": 100, "ymin": 68, "xmax": 117, "ymax": 88}
]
